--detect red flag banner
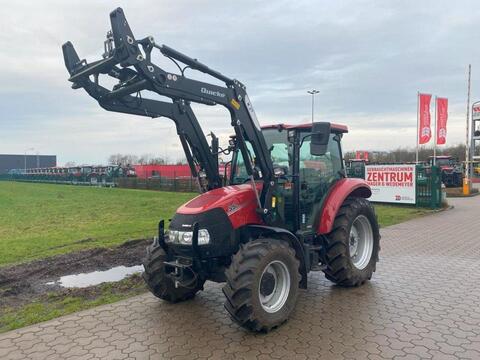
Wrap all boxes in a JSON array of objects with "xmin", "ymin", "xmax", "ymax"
[
  {"xmin": 418, "ymin": 93, "xmax": 432, "ymax": 144},
  {"xmin": 436, "ymin": 97, "xmax": 448, "ymax": 145}
]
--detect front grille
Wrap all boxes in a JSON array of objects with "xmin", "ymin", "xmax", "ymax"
[{"xmin": 168, "ymin": 207, "xmax": 234, "ymax": 258}]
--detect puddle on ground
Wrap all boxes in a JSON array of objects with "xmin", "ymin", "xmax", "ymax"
[{"xmin": 46, "ymin": 265, "xmax": 144, "ymax": 288}]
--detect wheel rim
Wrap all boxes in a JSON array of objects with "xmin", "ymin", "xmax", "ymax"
[
  {"xmin": 349, "ymin": 215, "xmax": 374, "ymax": 270},
  {"xmin": 258, "ymin": 260, "xmax": 291, "ymax": 313}
]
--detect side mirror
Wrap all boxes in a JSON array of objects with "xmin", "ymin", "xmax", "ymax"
[{"xmin": 310, "ymin": 122, "xmax": 331, "ymax": 156}]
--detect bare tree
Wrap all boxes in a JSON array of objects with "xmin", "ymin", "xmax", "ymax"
[
  {"xmin": 344, "ymin": 144, "xmax": 467, "ymax": 163},
  {"xmin": 148, "ymin": 157, "xmax": 166, "ymax": 165},
  {"xmin": 137, "ymin": 154, "xmax": 166, "ymax": 165},
  {"xmin": 108, "ymin": 154, "xmax": 139, "ymax": 166},
  {"xmin": 108, "ymin": 153, "xmax": 168, "ymax": 166},
  {"xmin": 175, "ymin": 158, "xmax": 188, "ymax": 165}
]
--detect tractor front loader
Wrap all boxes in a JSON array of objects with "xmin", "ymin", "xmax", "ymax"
[{"xmin": 63, "ymin": 8, "xmax": 380, "ymax": 332}]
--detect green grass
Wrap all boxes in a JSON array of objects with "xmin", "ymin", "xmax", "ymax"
[
  {"xmin": 0, "ymin": 181, "xmax": 195, "ymax": 266},
  {"xmin": 0, "ymin": 274, "xmax": 146, "ymax": 333},
  {"xmin": 0, "ymin": 181, "xmax": 433, "ymax": 267},
  {"xmin": 374, "ymin": 204, "xmax": 433, "ymax": 227}
]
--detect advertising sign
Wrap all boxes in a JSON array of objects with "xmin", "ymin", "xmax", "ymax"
[
  {"xmin": 365, "ymin": 165, "xmax": 416, "ymax": 204},
  {"xmin": 473, "ymin": 104, "xmax": 480, "ymax": 121}
]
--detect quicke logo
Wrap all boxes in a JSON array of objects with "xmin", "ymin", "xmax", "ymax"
[{"xmin": 201, "ymin": 87, "xmax": 226, "ymax": 98}]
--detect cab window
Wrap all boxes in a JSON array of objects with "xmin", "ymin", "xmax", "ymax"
[
  {"xmin": 264, "ymin": 129, "xmax": 290, "ymax": 171},
  {"xmin": 231, "ymin": 142, "xmax": 255, "ymax": 184}
]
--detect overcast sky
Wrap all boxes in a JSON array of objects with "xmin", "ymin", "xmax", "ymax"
[{"xmin": 1, "ymin": 0, "xmax": 480, "ymax": 165}]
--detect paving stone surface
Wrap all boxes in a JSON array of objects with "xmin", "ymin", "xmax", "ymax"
[{"xmin": 1, "ymin": 197, "xmax": 480, "ymax": 359}]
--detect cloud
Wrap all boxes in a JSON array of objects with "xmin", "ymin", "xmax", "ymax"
[{"xmin": 1, "ymin": 0, "xmax": 479, "ymax": 164}]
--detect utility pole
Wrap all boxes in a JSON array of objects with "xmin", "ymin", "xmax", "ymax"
[
  {"xmin": 307, "ymin": 89, "xmax": 319, "ymax": 123},
  {"xmin": 464, "ymin": 65, "xmax": 471, "ymax": 195}
]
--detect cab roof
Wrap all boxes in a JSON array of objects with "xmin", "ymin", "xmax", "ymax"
[{"xmin": 261, "ymin": 122, "xmax": 348, "ymax": 133}]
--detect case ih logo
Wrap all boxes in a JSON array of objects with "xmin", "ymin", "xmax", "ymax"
[
  {"xmin": 420, "ymin": 127, "xmax": 431, "ymax": 137},
  {"xmin": 227, "ymin": 203, "xmax": 240, "ymax": 215},
  {"xmin": 201, "ymin": 87, "xmax": 226, "ymax": 98}
]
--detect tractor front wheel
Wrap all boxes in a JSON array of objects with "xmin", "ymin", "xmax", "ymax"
[
  {"xmin": 322, "ymin": 197, "xmax": 380, "ymax": 287},
  {"xmin": 142, "ymin": 243, "xmax": 204, "ymax": 303},
  {"xmin": 223, "ymin": 239, "xmax": 300, "ymax": 332}
]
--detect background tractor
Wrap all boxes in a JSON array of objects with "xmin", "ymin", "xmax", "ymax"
[
  {"xmin": 428, "ymin": 155, "xmax": 463, "ymax": 187},
  {"xmin": 63, "ymin": 8, "xmax": 381, "ymax": 332},
  {"xmin": 346, "ymin": 159, "xmax": 367, "ymax": 179},
  {"xmin": 346, "ymin": 150, "xmax": 369, "ymax": 179}
]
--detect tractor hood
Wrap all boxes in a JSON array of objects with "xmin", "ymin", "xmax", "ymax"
[{"xmin": 176, "ymin": 183, "xmax": 263, "ymax": 229}]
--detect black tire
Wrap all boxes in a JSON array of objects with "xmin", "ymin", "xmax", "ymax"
[
  {"xmin": 223, "ymin": 239, "xmax": 300, "ymax": 332},
  {"xmin": 142, "ymin": 242, "xmax": 204, "ymax": 303},
  {"xmin": 322, "ymin": 197, "xmax": 380, "ymax": 287}
]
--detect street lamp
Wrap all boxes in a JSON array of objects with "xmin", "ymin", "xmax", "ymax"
[
  {"xmin": 24, "ymin": 147, "xmax": 34, "ymax": 173},
  {"xmin": 307, "ymin": 89, "xmax": 320, "ymax": 123}
]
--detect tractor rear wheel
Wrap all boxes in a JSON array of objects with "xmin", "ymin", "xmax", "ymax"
[
  {"xmin": 322, "ymin": 197, "xmax": 380, "ymax": 287},
  {"xmin": 142, "ymin": 242, "xmax": 204, "ymax": 303},
  {"xmin": 223, "ymin": 239, "xmax": 300, "ymax": 332}
]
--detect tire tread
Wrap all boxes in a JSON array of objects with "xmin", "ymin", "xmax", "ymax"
[
  {"xmin": 142, "ymin": 244, "xmax": 203, "ymax": 303},
  {"xmin": 223, "ymin": 239, "xmax": 300, "ymax": 332},
  {"xmin": 322, "ymin": 197, "xmax": 380, "ymax": 287}
]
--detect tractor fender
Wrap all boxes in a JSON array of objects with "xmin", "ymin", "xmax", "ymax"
[
  {"xmin": 316, "ymin": 178, "xmax": 372, "ymax": 234},
  {"xmin": 245, "ymin": 224, "xmax": 308, "ymax": 289}
]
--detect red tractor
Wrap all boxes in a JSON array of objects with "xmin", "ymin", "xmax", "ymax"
[
  {"xmin": 428, "ymin": 155, "xmax": 463, "ymax": 188},
  {"xmin": 63, "ymin": 8, "xmax": 380, "ymax": 332}
]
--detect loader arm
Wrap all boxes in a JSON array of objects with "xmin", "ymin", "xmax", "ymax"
[
  {"xmin": 62, "ymin": 42, "xmax": 221, "ymax": 191},
  {"xmin": 62, "ymin": 7, "xmax": 275, "ymax": 217}
]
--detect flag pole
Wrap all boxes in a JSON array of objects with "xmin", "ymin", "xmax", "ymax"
[
  {"xmin": 433, "ymin": 96, "xmax": 437, "ymax": 166},
  {"xmin": 416, "ymin": 91, "xmax": 419, "ymax": 163}
]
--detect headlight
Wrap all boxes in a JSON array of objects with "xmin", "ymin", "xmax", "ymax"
[
  {"xmin": 181, "ymin": 231, "xmax": 193, "ymax": 245},
  {"xmin": 166, "ymin": 229, "xmax": 210, "ymax": 245},
  {"xmin": 166, "ymin": 230, "xmax": 177, "ymax": 243},
  {"xmin": 198, "ymin": 229, "xmax": 210, "ymax": 245}
]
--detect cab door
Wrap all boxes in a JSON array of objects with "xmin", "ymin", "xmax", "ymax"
[{"xmin": 298, "ymin": 133, "xmax": 343, "ymax": 231}]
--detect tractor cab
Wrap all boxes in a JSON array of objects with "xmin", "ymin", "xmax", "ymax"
[
  {"xmin": 81, "ymin": 166, "xmax": 93, "ymax": 175},
  {"xmin": 428, "ymin": 155, "xmax": 456, "ymax": 169},
  {"xmin": 230, "ymin": 123, "xmax": 347, "ymax": 232},
  {"xmin": 68, "ymin": 167, "xmax": 81, "ymax": 175}
]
